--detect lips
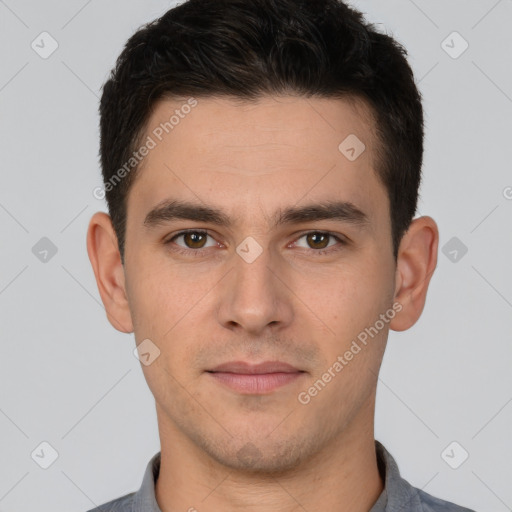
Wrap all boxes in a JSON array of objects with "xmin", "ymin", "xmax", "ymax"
[
  {"xmin": 207, "ymin": 360, "xmax": 303, "ymax": 374},
  {"xmin": 206, "ymin": 361, "xmax": 305, "ymax": 394}
]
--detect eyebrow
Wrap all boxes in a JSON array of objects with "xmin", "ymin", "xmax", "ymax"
[{"xmin": 143, "ymin": 198, "xmax": 370, "ymax": 230}]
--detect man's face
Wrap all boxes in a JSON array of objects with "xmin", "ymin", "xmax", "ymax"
[{"xmin": 123, "ymin": 95, "xmax": 397, "ymax": 472}]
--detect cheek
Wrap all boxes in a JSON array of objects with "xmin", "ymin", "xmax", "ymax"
[
  {"xmin": 127, "ymin": 255, "xmax": 214, "ymax": 375},
  {"xmin": 304, "ymin": 255, "xmax": 394, "ymax": 345},
  {"xmin": 301, "ymin": 263, "xmax": 390, "ymax": 413},
  {"xmin": 127, "ymin": 253, "xmax": 200, "ymax": 334}
]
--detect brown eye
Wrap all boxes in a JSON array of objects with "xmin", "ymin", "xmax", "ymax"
[
  {"xmin": 293, "ymin": 231, "xmax": 345, "ymax": 255},
  {"xmin": 182, "ymin": 231, "xmax": 207, "ymax": 249},
  {"xmin": 306, "ymin": 232, "xmax": 330, "ymax": 249},
  {"xmin": 167, "ymin": 230, "xmax": 217, "ymax": 252}
]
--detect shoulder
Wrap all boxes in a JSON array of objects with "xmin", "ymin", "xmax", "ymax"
[
  {"xmin": 85, "ymin": 491, "xmax": 135, "ymax": 512},
  {"xmin": 414, "ymin": 486, "xmax": 477, "ymax": 511},
  {"xmin": 375, "ymin": 440, "xmax": 477, "ymax": 512}
]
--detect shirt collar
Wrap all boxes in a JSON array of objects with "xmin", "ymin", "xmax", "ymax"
[
  {"xmin": 132, "ymin": 440, "xmax": 418, "ymax": 512},
  {"xmin": 132, "ymin": 451, "xmax": 162, "ymax": 512},
  {"xmin": 371, "ymin": 440, "xmax": 423, "ymax": 511}
]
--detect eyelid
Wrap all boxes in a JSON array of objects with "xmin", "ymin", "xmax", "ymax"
[
  {"xmin": 292, "ymin": 229, "xmax": 348, "ymax": 244},
  {"xmin": 166, "ymin": 229, "xmax": 220, "ymax": 247},
  {"xmin": 165, "ymin": 229, "xmax": 347, "ymax": 254},
  {"xmin": 289, "ymin": 230, "xmax": 347, "ymax": 254}
]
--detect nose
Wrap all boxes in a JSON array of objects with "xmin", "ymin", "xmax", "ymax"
[{"xmin": 216, "ymin": 241, "xmax": 294, "ymax": 335}]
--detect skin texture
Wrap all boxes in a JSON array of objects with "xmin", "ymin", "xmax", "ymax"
[{"xmin": 87, "ymin": 95, "xmax": 439, "ymax": 512}]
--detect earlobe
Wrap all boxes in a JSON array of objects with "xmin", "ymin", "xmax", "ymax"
[
  {"xmin": 86, "ymin": 212, "xmax": 134, "ymax": 333},
  {"xmin": 389, "ymin": 216, "xmax": 439, "ymax": 332}
]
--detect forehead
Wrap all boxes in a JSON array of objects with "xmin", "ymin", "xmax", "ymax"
[{"xmin": 126, "ymin": 95, "xmax": 388, "ymax": 230}]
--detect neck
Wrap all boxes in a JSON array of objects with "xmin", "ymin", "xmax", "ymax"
[{"xmin": 154, "ymin": 401, "xmax": 384, "ymax": 512}]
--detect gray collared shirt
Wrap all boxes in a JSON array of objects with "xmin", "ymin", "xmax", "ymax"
[{"xmin": 87, "ymin": 440, "xmax": 476, "ymax": 512}]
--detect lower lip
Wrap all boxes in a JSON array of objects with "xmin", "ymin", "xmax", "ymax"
[{"xmin": 208, "ymin": 371, "xmax": 304, "ymax": 394}]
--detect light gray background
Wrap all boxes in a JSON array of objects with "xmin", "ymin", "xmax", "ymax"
[{"xmin": 1, "ymin": 1, "xmax": 511, "ymax": 511}]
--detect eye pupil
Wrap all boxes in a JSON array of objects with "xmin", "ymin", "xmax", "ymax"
[
  {"xmin": 307, "ymin": 232, "xmax": 329, "ymax": 249},
  {"xmin": 185, "ymin": 232, "xmax": 206, "ymax": 248}
]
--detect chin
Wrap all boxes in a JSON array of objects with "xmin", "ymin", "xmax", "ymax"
[{"xmin": 198, "ymin": 432, "xmax": 317, "ymax": 476}]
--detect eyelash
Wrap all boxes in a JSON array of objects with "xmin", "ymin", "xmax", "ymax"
[{"xmin": 164, "ymin": 229, "xmax": 347, "ymax": 257}]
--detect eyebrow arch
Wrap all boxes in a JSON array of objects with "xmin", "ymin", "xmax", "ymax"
[{"xmin": 143, "ymin": 199, "xmax": 370, "ymax": 230}]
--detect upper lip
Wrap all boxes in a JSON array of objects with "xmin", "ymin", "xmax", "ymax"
[{"xmin": 208, "ymin": 361, "xmax": 302, "ymax": 374}]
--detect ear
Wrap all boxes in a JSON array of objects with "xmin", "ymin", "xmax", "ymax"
[
  {"xmin": 86, "ymin": 211, "xmax": 134, "ymax": 333},
  {"xmin": 389, "ymin": 216, "xmax": 439, "ymax": 332}
]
